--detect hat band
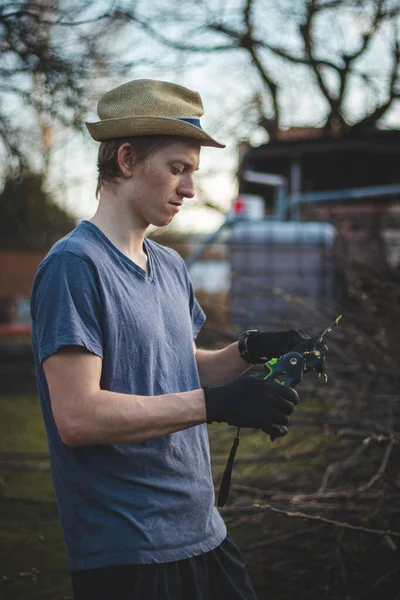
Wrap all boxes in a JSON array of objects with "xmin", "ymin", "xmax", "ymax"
[{"xmin": 175, "ymin": 117, "xmax": 202, "ymax": 129}]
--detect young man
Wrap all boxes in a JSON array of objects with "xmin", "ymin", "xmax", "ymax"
[{"xmin": 30, "ymin": 79, "xmax": 309, "ymax": 600}]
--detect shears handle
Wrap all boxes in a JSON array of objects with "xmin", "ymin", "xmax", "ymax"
[
  {"xmin": 263, "ymin": 350, "xmax": 305, "ymax": 442},
  {"xmin": 264, "ymin": 351, "xmax": 305, "ymax": 389}
]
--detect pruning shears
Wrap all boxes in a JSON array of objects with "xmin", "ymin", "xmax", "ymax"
[
  {"xmin": 264, "ymin": 315, "xmax": 342, "ymax": 388},
  {"xmin": 263, "ymin": 315, "xmax": 342, "ymax": 443},
  {"xmin": 217, "ymin": 315, "xmax": 342, "ymax": 508}
]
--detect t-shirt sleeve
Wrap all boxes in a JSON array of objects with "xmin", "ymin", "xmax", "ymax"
[
  {"xmin": 188, "ymin": 281, "xmax": 206, "ymax": 340},
  {"xmin": 31, "ymin": 252, "xmax": 104, "ymax": 363}
]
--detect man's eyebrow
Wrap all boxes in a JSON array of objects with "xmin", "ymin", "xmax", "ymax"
[{"xmin": 173, "ymin": 159, "xmax": 200, "ymax": 171}]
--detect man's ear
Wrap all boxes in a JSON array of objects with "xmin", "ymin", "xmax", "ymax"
[{"xmin": 117, "ymin": 143, "xmax": 135, "ymax": 177}]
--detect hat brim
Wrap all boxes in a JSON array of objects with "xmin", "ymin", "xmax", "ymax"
[{"xmin": 85, "ymin": 116, "xmax": 225, "ymax": 148}]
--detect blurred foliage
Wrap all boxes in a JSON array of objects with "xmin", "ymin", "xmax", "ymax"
[
  {"xmin": 0, "ymin": 170, "xmax": 76, "ymax": 250},
  {"xmin": 0, "ymin": 0, "xmax": 134, "ymax": 172}
]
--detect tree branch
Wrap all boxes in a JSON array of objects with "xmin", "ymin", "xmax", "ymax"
[
  {"xmin": 300, "ymin": 1, "xmax": 344, "ymax": 133},
  {"xmin": 220, "ymin": 501, "xmax": 400, "ymax": 537},
  {"xmin": 341, "ymin": 0, "xmax": 385, "ymax": 64},
  {"xmin": 244, "ymin": 0, "xmax": 254, "ymax": 30},
  {"xmin": 119, "ymin": 9, "xmax": 238, "ymax": 53},
  {"xmin": 239, "ymin": 0, "xmax": 280, "ymax": 134},
  {"xmin": 209, "ymin": 21, "xmax": 341, "ymax": 72},
  {"xmin": 357, "ymin": 439, "xmax": 395, "ymax": 493},
  {"xmin": 352, "ymin": 35, "xmax": 400, "ymax": 130}
]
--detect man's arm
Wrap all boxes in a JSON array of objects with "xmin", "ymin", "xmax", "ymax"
[
  {"xmin": 194, "ymin": 328, "xmax": 313, "ymax": 387},
  {"xmin": 194, "ymin": 342, "xmax": 251, "ymax": 387},
  {"xmin": 43, "ymin": 346, "xmax": 206, "ymax": 447}
]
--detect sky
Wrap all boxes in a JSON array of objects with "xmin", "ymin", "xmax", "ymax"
[{"xmin": 43, "ymin": 1, "xmax": 400, "ymax": 232}]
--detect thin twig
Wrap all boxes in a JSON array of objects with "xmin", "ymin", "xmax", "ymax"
[
  {"xmin": 318, "ymin": 436, "xmax": 373, "ymax": 493},
  {"xmin": 357, "ymin": 440, "xmax": 395, "ymax": 493},
  {"xmin": 219, "ymin": 503, "xmax": 400, "ymax": 537},
  {"xmin": 241, "ymin": 525, "xmax": 321, "ymax": 550},
  {"xmin": 230, "ymin": 483, "xmax": 399, "ymax": 502}
]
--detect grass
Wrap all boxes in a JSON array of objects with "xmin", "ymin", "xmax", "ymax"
[
  {"xmin": 0, "ymin": 394, "xmax": 331, "ymax": 600},
  {"xmin": 0, "ymin": 395, "xmax": 72, "ymax": 600},
  {"xmin": 208, "ymin": 410, "xmax": 335, "ymax": 493}
]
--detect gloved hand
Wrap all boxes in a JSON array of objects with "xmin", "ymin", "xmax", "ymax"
[
  {"xmin": 203, "ymin": 373, "xmax": 299, "ymax": 438},
  {"xmin": 242, "ymin": 329, "xmax": 315, "ymax": 364}
]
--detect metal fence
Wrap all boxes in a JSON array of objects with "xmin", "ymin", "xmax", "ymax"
[{"xmin": 185, "ymin": 215, "xmax": 400, "ymax": 347}]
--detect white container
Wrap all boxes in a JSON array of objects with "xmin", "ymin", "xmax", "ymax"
[
  {"xmin": 243, "ymin": 194, "xmax": 265, "ymax": 219},
  {"xmin": 232, "ymin": 194, "xmax": 265, "ymax": 219},
  {"xmin": 229, "ymin": 221, "xmax": 336, "ymax": 328}
]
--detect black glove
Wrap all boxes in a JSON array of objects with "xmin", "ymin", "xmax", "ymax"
[
  {"xmin": 242, "ymin": 329, "xmax": 314, "ymax": 364},
  {"xmin": 203, "ymin": 373, "xmax": 299, "ymax": 438}
]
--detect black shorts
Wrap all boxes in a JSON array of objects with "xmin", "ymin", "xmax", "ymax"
[{"xmin": 70, "ymin": 535, "xmax": 258, "ymax": 600}]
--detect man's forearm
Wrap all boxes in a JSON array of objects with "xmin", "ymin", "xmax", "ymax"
[
  {"xmin": 195, "ymin": 342, "xmax": 252, "ymax": 387},
  {"xmin": 56, "ymin": 388, "xmax": 206, "ymax": 447}
]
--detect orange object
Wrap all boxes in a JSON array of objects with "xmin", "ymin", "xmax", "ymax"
[{"xmin": 0, "ymin": 323, "xmax": 31, "ymax": 336}]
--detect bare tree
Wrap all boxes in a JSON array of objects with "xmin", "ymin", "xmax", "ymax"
[
  {"xmin": 1, "ymin": 0, "xmax": 399, "ymax": 190},
  {"xmin": 116, "ymin": 0, "xmax": 400, "ymax": 139},
  {"xmin": 0, "ymin": 0, "xmax": 141, "ymax": 173}
]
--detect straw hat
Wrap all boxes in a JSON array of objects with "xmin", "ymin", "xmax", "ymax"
[{"xmin": 86, "ymin": 79, "xmax": 225, "ymax": 148}]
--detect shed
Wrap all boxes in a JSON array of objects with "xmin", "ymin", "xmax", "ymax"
[{"xmin": 238, "ymin": 129, "xmax": 400, "ymax": 268}]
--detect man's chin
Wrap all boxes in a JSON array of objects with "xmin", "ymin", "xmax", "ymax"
[{"xmin": 151, "ymin": 216, "xmax": 175, "ymax": 228}]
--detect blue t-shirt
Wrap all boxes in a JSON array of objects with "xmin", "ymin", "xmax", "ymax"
[{"xmin": 30, "ymin": 220, "xmax": 226, "ymax": 570}]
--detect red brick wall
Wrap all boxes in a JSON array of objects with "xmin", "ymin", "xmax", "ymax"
[{"xmin": 0, "ymin": 251, "xmax": 45, "ymax": 297}]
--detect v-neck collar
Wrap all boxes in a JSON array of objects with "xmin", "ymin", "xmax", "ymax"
[{"xmin": 81, "ymin": 221, "xmax": 155, "ymax": 283}]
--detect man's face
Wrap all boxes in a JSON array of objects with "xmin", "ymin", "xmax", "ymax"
[{"xmin": 128, "ymin": 140, "xmax": 201, "ymax": 228}]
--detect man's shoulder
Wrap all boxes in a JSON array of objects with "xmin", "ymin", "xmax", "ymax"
[
  {"xmin": 33, "ymin": 223, "xmax": 104, "ymax": 287},
  {"xmin": 43, "ymin": 221, "xmax": 104, "ymax": 265},
  {"xmin": 146, "ymin": 238, "xmax": 185, "ymax": 266}
]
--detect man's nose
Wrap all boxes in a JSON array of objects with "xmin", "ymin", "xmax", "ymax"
[{"xmin": 177, "ymin": 174, "xmax": 195, "ymax": 199}]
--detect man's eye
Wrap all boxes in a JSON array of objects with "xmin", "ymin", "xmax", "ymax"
[{"xmin": 171, "ymin": 166, "xmax": 183, "ymax": 175}]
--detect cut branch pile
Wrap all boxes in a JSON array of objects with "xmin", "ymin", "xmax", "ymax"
[{"xmin": 205, "ymin": 260, "xmax": 400, "ymax": 599}]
